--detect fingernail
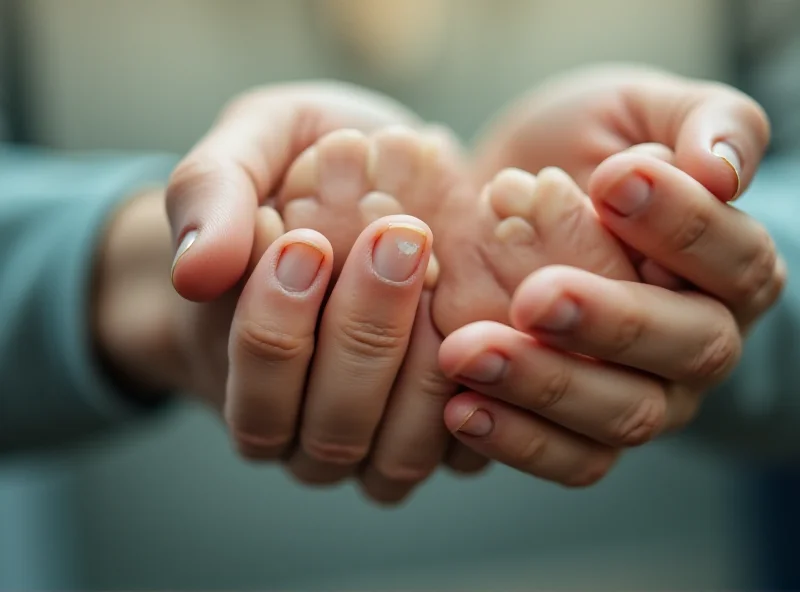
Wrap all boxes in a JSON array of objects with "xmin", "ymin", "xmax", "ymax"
[
  {"xmin": 533, "ymin": 298, "xmax": 580, "ymax": 332},
  {"xmin": 459, "ymin": 352, "xmax": 507, "ymax": 384},
  {"xmin": 604, "ymin": 175, "xmax": 651, "ymax": 216},
  {"xmin": 455, "ymin": 408, "xmax": 494, "ymax": 437},
  {"xmin": 372, "ymin": 224, "xmax": 426, "ymax": 282},
  {"xmin": 275, "ymin": 242, "xmax": 325, "ymax": 291},
  {"xmin": 711, "ymin": 141, "xmax": 742, "ymax": 200},
  {"xmin": 171, "ymin": 229, "xmax": 198, "ymax": 278}
]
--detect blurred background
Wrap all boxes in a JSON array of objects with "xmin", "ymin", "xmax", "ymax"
[{"xmin": 0, "ymin": 0, "xmax": 795, "ymax": 589}]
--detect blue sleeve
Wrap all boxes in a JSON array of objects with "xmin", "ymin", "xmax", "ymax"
[
  {"xmin": 688, "ymin": 153, "xmax": 800, "ymax": 460},
  {"xmin": 0, "ymin": 144, "xmax": 178, "ymax": 454}
]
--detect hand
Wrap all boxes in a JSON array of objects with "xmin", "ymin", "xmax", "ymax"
[
  {"xmin": 473, "ymin": 64, "xmax": 770, "ymax": 202},
  {"xmin": 225, "ymin": 214, "xmax": 488, "ymax": 502},
  {"xmin": 97, "ymin": 192, "xmax": 480, "ymax": 506},
  {"xmin": 167, "ymin": 81, "xmax": 421, "ymax": 302},
  {"xmin": 435, "ymin": 150, "xmax": 785, "ymax": 486}
]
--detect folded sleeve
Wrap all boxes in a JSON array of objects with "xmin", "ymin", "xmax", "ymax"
[
  {"xmin": 687, "ymin": 153, "xmax": 800, "ymax": 461},
  {"xmin": 0, "ymin": 144, "xmax": 178, "ymax": 454}
]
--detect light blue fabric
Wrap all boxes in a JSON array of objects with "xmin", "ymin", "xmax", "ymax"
[{"xmin": 0, "ymin": 144, "xmax": 177, "ymax": 453}]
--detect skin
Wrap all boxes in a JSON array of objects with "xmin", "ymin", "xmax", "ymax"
[
  {"xmin": 96, "ymin": 66, "xmax": 783, "ymax": 505},
  {"xmin": 439, "ymin": 150, "xmax": 784, "ymax": 484}
]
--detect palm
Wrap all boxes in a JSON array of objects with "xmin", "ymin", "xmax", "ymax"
[{"xmin": 471, "ymin": 67, "xmax": 703, "ymax": 189}]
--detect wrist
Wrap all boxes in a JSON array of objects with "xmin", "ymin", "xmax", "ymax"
[{"xmin": 92, "ymin": 187, "xmax": 186, "ymax": 401}]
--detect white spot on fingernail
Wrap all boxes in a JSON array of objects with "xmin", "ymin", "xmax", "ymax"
[{"xmin": 396, "ymin": 239, "xmax": 419, "ymax": 256}]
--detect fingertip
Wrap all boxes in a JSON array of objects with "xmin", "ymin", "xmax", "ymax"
[
  {"xmin": 673, "ymin": 141, "xmax": 742, "ymax": 203},
  {"xmin": 444, "ymin": 392, "xmax": 492, "ymax": 435},
  {"xmin": 170, "ymin": 225, "xmax": 253, "ymax": 301},
  {"xmin": 367, "ymin": 214, "xmax": 433, "ymax": 246},
  {"xmin": 262, "ymin": 228, "xmax": 334, "ymax": 281},
  {"xmin": 237, "ymin": 228, "xmax": 333, "ymax": 314},
  {"xmin": 358, "ymin": 214, "xmax": 434, "ymax": 285},
  {"xmin": 674, "ymin": 95, "xmax": 770, "ymax": 202},
  {"xmin": 438, "ymin": 321, "xmax": 505, "ymax": 377},
  {"xmin": 509, "ymin": 265, "xmax": 580, "ymax": 331},
  {"xmin": 166, "ymin": 159, "xmax": 262, "ymax": 301}
]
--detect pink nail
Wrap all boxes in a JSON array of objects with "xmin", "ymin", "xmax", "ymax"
[
  {"xmin": 372, "ymin": 224, "xmax": 426, "ymax": 282},
  {"xmin": 275, "ymin": 242, "xmax": 324, "ymax": 292}
]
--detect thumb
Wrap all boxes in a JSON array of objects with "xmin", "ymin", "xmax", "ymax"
[
  {"xmin": 672, "ymin": 87, "xmax": 771, "ymax": 202},
  {"xmin": 168, "ymin": 98, "xmax": 296, "ymax": 302}
]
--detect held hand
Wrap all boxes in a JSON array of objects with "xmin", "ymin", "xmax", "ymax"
[
  {"xmin": 97, "ymin": 185, "xmax": 481, "ymax": 505},
  {"xmin": 473, "ymin": 64, "xmax": 770, "ymax": 202},
  {"xmin": 167, "ymin": 82, "xmax": 421, "ymax": 302},
  {"xmin": 436, "ymin": 153, "xmax": 785, "ymax": 486}
]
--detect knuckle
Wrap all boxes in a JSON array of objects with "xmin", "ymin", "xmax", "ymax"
[
  {"xmin": 745, "ymin": 257, "xmax": 786, "ymax": 323},
  {"xmin": 766, "ymin": 257, "xmax": 789, "ymax": 307},
  {"xmin": 685, "ymin": 324, "xmax": 742, "ymax": 383},
  {"xmin": 609, "ymin": 393, "xmax": 667, "ymax": 447},
  {"xmin": 231, "ymin": 430, "xmax": 292, "ymax": 462},
  {"xmin": 166, "ymin": 158, "xmax": 220, "ymax": 204},
  {"xmin": 607, "ymin": 313, "xmax": 646, "ymax": 358},
  {"xmin": 302, "ymin": 437, "xmax": 369, "ymax": 466},
  {"xmin": 416, "ymin": 368, "xmax": 456, "ymax": 401},
  {"xmin": 372, "ymin": 461, "xmax": 434, "ymax": 487},
  {"xmin": 337, "ymin": 314, "xmax": 408, "ymax": 360},
  {"xmin": 562, "ymin": 452, "xmax": 616, "ymax": 488},
  {"xmin": 515, "ymin": 431, "xmax": 550, "ymax": 472},
  {"xmin": 666, "ymin": 209, "xmax": 710, "ymax": 254},
  {"xmin": 732, "ymin": 226, "xmax": 777, "ymax": 304},
  {"xmin": 234, "ymin": 319, "xmax": 311, "ymax": 363},
  {"xmin": 531, "ymin": 367, "xmax": 572, "ymax": 410}
]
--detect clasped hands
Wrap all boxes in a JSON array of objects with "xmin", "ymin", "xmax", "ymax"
[{"xmin": 141, "ymin": 67, "xmax": 781, "ymax": 505}]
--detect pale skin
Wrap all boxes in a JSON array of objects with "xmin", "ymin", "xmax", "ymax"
[{"xmin": 98, "ymin": 65, "xmax": 784, "ymax": 505}]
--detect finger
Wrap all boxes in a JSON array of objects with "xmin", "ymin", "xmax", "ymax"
[
  {"xmin": 588, "ymin": 152, "xmax": 784, "ymax": 321},
  {"xmin": 509, "ymin": 265, "xmax": 742, "ymax": 386},
  {"xmin": 621, "ymin": 73, "xmax": 770, "ymax": 201},
  {"xmin": 617, "ymin": 144, "xmax": 688, "ymax": 289},
  {"xmin": 439, "ymin": 321, "xmax": 668, "ymax": 448},
  {"xmin": 672, "ymin": 88, "xmax": 770, "ymax": 202},
  {"xmin": 600, "ymin": 145, "xmax": 697, "ymax": 290},
  {"xmin": 359, "ymin": 292, "xmax": 457, "ymax": 505},
  {"xmin": 168, "ymin": 96, "xmax": 297, "ymax": 301},
  {"xmin": 168, "ymin": 84, "xmax": 422, "ymax": 302},
  {"xmin": 288, "ymin": 215, "xmax": 433, "ymax": 485},
  {"xmin": 225, "ymin": 229, "xmax": 333, "ymax": 460},
  {"xmin": 444, "ymin": 441, "xmax": 492, "ymax": 475},
  {"xmin": 444, "ymin": 392, "xmax": 620, "ymax": 487},
  {"xmin": 248, "ymin": 206, "xmax": 286, "ymax": 275},
  {"xmin": 621, "ymin": 142, "xmax": 675, "ymax": 163}
]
